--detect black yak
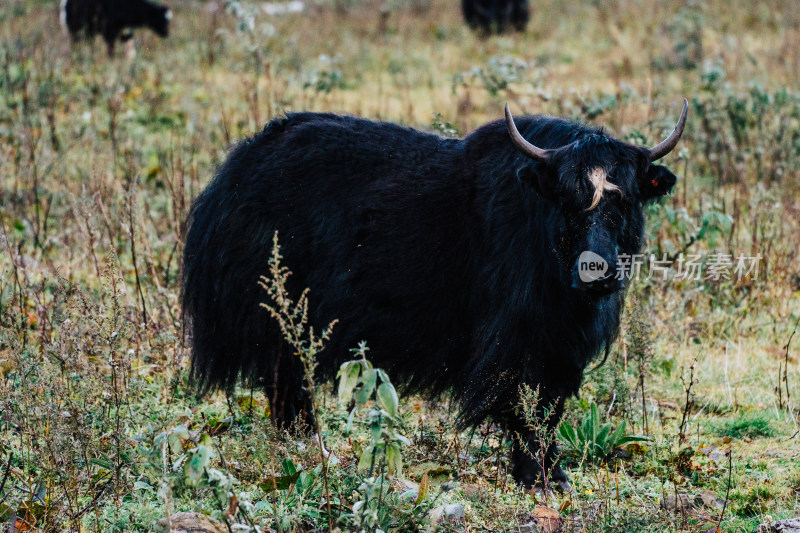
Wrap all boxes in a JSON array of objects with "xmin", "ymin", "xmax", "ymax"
[
  {"xmin": 462, "ymin": 0, "xmax": 529, "ymax": 34},
  {"xmin": 182, "ymin": 101, "xmax": 688, "ymax": 488},
  {"xmin": 60, "ymin": 0, "xmax": 172, "ymax": 56}
]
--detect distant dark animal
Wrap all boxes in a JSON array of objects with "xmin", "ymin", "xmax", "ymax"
[
  {"xmin": 182, "ymin": 101, "xmax": 688, "ymax": 488},
  {"xmin": 462, "ymin": 0, "xmax": 529, "ymax": 34},
  {"xmin": 60, "ymin": 0, "xmax": 172, "ymax": 56}
]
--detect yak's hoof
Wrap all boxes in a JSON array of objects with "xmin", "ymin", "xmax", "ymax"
[
  {"xmin": 512, "ymin": 461, "xmax": 571, "ymax": 492},
  {"xmin": 550, "ymin": 464, "xmax": 572, "ymax": 493},
  {"xmin": 555, "ymin": 478, "xmax": 572, "ymax": 493}
]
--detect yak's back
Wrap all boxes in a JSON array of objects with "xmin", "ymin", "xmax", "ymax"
[{"xmin": 248, "ymin": 112, "xmax": 458, "ymax": 179}]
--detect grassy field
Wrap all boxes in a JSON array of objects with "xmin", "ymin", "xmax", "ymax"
[{"xmin": 1, "ymin": 0, "xmax": 800, "ymax": 531}]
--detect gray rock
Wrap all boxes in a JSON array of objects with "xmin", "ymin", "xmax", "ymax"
[
  {"xmin": 400, "ymin": 489, "xmax": 419, "ymax": 502},
  {"xmin": 430, "ymin": 503, "xmax": 466, "ymax": 524},
  {"xmin": 754, "ymin": 518, "xmax": 800, "ymax": 533},
  {"xmin": 153, "ymin": 512, "xmax": 229, "ymax": 533},
  {"xmin": 694, "ymin": 490, "xmax": 727, "ymax": 511},
  {"xmin": 661, "ymin": 493, "xmax": 694, "ymax": 511},
  {"xmin": 441, "ymin": 480, "xmax": 458, "ymax": 492},
  {"xmin": 443, "ymin": 503, "xmax": 465, "ymax": 521},
  {"xmin": 518, "ymin": 521, "xmax": 541, "ymax": 533},
  {"xmin": 708, "ymin": 450, "xmax": 726, "ymax": 463}
]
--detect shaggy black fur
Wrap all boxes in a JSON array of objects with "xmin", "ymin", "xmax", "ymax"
[
  {"xmin": 61, "ymin": 0, "xmax": 171, "ymax": 55},
  {"xmin": 182, "ymin": 110, "xmax": 679, "ymax": 488},
  {"xmin": 462, "ymin": 0, "xmax": 529, "ymax": 34}
]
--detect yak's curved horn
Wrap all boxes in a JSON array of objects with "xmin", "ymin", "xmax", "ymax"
[
  {"xmin": 504, "ymin": 102, "xmax": 553, "ymax": 163},
  {"xmin": 648, "ymin": 98, "xmax": 688, "ymax": 162}
]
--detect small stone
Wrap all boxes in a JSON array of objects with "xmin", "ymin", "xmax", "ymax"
[
  {"xmin": 443, "ymin": 503, "xmax": 465, "ymax": 521},
  {"xmin": 532, "ymin": 505, "xmax": 563, "ymax": 533},
  {"xmin": 695, "ymin": 490, "xmax": 726, "ymax": 511},
  {"xmin": 518, "ymin": 521, "xmax": 541, "ymax": 533},
  {"xmin": 458, "ymin": 451, "xmax": 475, "ymax": 462},
  {"xmin": 391, "ymin": 478, "xmax": 419, "ymax": 492},
  {"xmin": 430, "ymin": 504, "xmax": 465, "ymax": 525},
  {"xmin": 754, "ymin": 517, "xmax": 800, "ymax": 533},
  {"xmin": 441, "ymin": 481, "xmax": 458, "ymax": 492},
  {"xmin": 661, "ymin": 493, "xmax": 694, "ymax": 511},
  {"xmin": 400, "ymin": 490, "xmax": 419, "ymax": 502},
  {"xmin": 153, "ymin": 512, "xmax": 229, "ymax": 533}
]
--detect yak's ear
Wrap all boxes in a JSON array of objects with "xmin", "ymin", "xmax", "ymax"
[
  {"xmin": 516, "ymin": 162, "xmax": 558, "ymax": 199},
  {"xmin": 641, "ymin": 164, "xmax": 677, "ymax": 202}
]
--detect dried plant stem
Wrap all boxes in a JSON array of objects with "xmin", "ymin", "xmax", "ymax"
[
  {"xmin": 127, "ymin": 181, "xmax": 149, "ymax": 328},
  {"xmin": 781, "ymin": 315, "xmax": 800, "ymax": 407},
  {"xmin": 0, "ymin": 452, "xmax": 12, "ymax": 503},
  {"xmin": 678, "ymin": 360, "xmax": 697, "ymax": 443},
  {"xmin": 259, "ymin": 232, "xmax": 335, "ymax": 532},
  {"xmin": 717, "ymin": 449, "xmax": 733, "ymax": 531},
  {"xmin": 303, "ymin": 367, "xmax": 334, "ymax": 533}
]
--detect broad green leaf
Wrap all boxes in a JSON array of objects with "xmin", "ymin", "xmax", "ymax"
[
  {"xmin": 559, "ymin": 423, "xmax": 577, "ymax": 447},
  {"xmin": 184, "ymin": 445, "xmax": 213, "ymax": 486},
  {"xmin": 281, "ymin": 458, "xmax": 298, "ymax": 476},
  {"xmin": 595, "ymin": 424, "xmax": 612, "ymax": 458},
  {"xmin": 362, "ymin": 368, "xmax": 378, "ymax": 398},
  {"xmin": 359, "ymin": 446, "xmax": 376, "ymax": 470},
  {"xmin": 133, "ymin": 480, "xmax": 154, "ymax": 491},
  {"xmin": 581, "ymin": 411, "xmax": 593, "ymax": 445},
  {"xmin": 90, "ymin": 457, "xmax": 114, "ymax": 470},
  {"xmin": 345, "ymin": 407, "xmax": 356, "ymax": 435},
  {"xmin": 355, "ymin": 385, "xmax": 371, "ymax": 406},
  {"xmin": 386, "ymin": 443, "xmax": 402, "ymax": 475},
  {"xmin": 377, "ymin": 382, "xmax": 399, "ymax": 417},
  {"xmin": 616, "ymin": 435, "xmax": 651, "ymax": 445},
  {"xmin": 337, "ymin": 360, "xmax": 362, "ymax": 401},
  {"xmin": 295, "ymin": 472, "xmax": 315, "ymax": 495},
  {"xmin": 370, "ymin": 420, "xmax": 382, "ymax": 443},
  {"xmin": 167, "ymin": 425, "xmax": 190, "ymax": 455},
  {"xmin": 610, "ymin": 422, "xmax": 626, "ymax": 449},
  {"xmin": 260, "ymin": 472, "xmax": 300, "ymax": 492}
]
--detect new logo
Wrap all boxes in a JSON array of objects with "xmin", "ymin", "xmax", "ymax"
[{"xmin": 578, "ymin": 251, "xmax": 609, "ymax": 282}]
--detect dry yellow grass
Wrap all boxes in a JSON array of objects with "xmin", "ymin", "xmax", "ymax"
[{"xmin": 1, "ymin": 0, "xmax": 799, "ymax": 530}]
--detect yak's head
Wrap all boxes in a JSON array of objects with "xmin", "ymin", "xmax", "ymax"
[
  {"xmin": 150, "ymin": 5, "xmax": 172, "ymax": 37},
  {"xmin": 506, "ymin": 100, "xmax": 687, "ymax": 297}
]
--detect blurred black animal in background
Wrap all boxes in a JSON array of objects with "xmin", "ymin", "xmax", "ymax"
[
  {"xmin": 462, "ymin": 0, "xmax": 529, "ymax": 34},
  {"xmin": 182, "ymin": 101, "xmax": 687, "ymax": 489},
  {"xmin": 60, "ymin": 0, "xmax": 172, "ymax": 56}
]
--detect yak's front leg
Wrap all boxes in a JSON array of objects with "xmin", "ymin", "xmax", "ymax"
[
  {"xmin": 511, "ymin": 437, "xmax": 570, "ymax": 492},
  {"xmin": 509, "ymin": 396, "xmax": 571, "ymax": 492}
]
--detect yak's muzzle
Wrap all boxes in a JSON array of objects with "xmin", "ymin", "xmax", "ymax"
[{"xmin": 572, "ymin": 251, "xmax": 624, "ymax": 295}]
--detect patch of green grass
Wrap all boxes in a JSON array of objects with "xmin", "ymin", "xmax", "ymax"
[
  {"xmin": 731, "ymin": 486, "xmax": 775, "ymax": 518},
  {"xmin": 712, "ymin": 413, "xmax": 775, "ymax": 440}
]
